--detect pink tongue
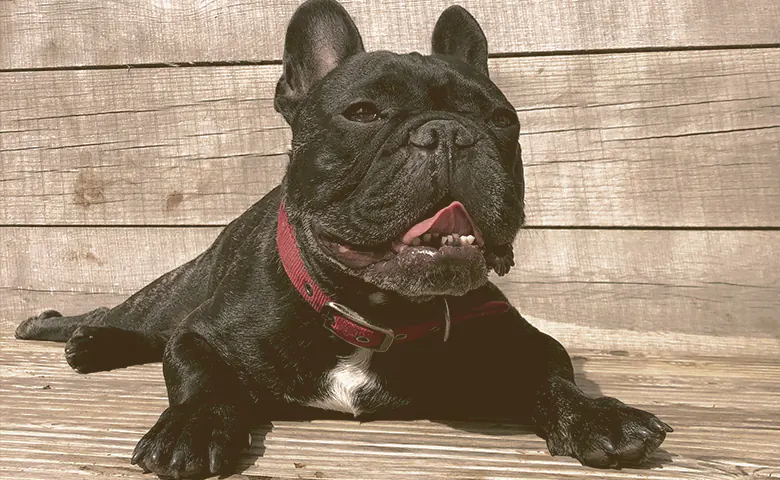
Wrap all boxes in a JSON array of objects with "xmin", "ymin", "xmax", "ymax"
[{"xmin": 401, "ymin": 201, "xmax": 484, "ymax": 245}]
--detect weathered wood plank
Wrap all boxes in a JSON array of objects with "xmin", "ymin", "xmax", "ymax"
[
  {"xmin": 2, "ymin": 0, "xmax": 780, "ymax": 69},
  {"xmin": 1, "ymin": 338, "xmax": 778, "ymax": 479},
  {"xmin": 1, "ymin": 228, "xmax": 777, "ymax": 356},
  {"xmin": 2, "ymin": 49, "xmax": 779, "ymax": 227}
]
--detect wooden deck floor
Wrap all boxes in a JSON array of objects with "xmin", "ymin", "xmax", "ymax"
[{"xmin": 2, "ymin": 334, "xmax": 778, "ymax": 480}]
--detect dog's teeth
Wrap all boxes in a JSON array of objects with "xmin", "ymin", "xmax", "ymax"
[
  {"xmin": 464, "ymin": 235, "xmax": 475, "ymax": 245},
  {"xmin": 423, "ymin": 233, "xmax": 432, "ymax": 242},
  {"xmin": 441, "ymin": 236, "xmax": 448, "ymax": 246},
  {"xmin": 411, "ymin": 237, "xmax": 421, "ymax": 246},
  {"xmin": 432, "ymin": 232, "xmax": 440, "ymax": 238}
]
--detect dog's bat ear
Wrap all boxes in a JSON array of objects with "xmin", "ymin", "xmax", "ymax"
[
  {"xmin": 275, "ymin": 0, "xmax": 365, "ymax": 124},
  {"xmin": 431, "ymin": 6, "xmax": 489, "ymax": 77}
]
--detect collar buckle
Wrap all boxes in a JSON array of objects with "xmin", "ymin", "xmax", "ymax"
[{"xmin": 323, "ymin": 301, "xmax": 396, "ymax": 352}]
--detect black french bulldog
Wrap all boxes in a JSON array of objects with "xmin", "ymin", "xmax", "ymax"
[{"xmin": 15, "ymin": 0, "xmax": 672, "ymax": 477}]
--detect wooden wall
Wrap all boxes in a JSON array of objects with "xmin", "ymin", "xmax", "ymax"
[{"xmin": 1, "ymin": 0, "xmax": 778, "ymax": 357}]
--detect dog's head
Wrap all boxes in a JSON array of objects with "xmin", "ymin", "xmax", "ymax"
[{"xmin": 276, "ymin": 0, "xmax": 524, "ymax": 300}]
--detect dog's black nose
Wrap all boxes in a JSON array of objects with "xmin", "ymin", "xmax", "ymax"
[{"xmin": 409, "ymin": 120, "xmax": 476, "ymax": 150}]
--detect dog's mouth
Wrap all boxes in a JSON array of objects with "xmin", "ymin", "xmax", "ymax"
[{"xmin": 318, "ymin": 201, "xmax": 511, "ymax": 275}]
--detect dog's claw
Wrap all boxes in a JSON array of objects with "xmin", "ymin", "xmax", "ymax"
[
  {"xmin": 209, "ymin": 447, "xmax": 224, "ymax": 474},
  {"xmin": 130, "ymin": 440, "xmax": 145, "ymax": 465},
  {"xmin": 634, "ymin": 426, "xmax": 653, "ymax": 439},
  {"xmin": 653, "ymin": 418, "xmax": 674, "ymax": 433},
  {"xmin": 599, "ymin": 438, "xmax": 616, "ymax": 454},
  {"xmin": 169, "ymin": 450, "xmax": 185, "ymax": 473}
]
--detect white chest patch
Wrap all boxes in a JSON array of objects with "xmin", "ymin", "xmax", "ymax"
[{"xmin": 305, "ymin": 349, "xmax": 381, "ymax": 416}]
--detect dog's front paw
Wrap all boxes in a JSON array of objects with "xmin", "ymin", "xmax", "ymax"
[
  {"xmin": 65, "ymin": 326, "xmax": 129, "ymax": 373},
  {"xmin": 65, "ymin": 325, "xmax": 160, "ymax": 373},
  {"xmin": 131, "ymin": 403, "xmax": 249, "ymax": 479},
  {"xmin": 546, "ymin": 396, "xmax": 672, "ymax": 468}
]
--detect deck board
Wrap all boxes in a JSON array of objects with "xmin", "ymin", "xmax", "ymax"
[
  {"xmin": 2, "ymin": 0, "xmax": 780, "ymax": 69},
  {"xmin": 2, "ymin": 228, "xmax": 778, "ymax": 356},
  {"xmin": 1, "ymin": 336, "xmax": 778, "ymax": 480},
  {"xmin": 2, "ymin": 50, "xmax": 778, "ymax": 227}
]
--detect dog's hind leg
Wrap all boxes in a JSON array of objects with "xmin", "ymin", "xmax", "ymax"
[
  {"xmin": 15, "ymin": 302, "xmax": 173, "ymax": 373},
  {"xmin": 16, "ymin": 308, "xmax": 109, "ymax": 342},
  {"xmin": 15, "ymin": 248, "xmax": 217, "ymax": 373},
  {"xmin": 15, "ymin": 191, "xmax": 276, "ymax": 373},
  {"xmin": 14, "ymin": 307, "xmax": 164, "ymax": 373}
]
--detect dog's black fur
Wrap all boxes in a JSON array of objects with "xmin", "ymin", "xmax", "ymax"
[{"xmin": 16, "ymin": 1, "xmax": 671, "ymax": 477}]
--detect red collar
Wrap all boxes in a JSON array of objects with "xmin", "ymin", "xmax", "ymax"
[{"xmin": 276, "ymin": 202, "xmax": 510, "ymax": 352}]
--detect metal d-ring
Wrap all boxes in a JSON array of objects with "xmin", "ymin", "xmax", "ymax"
[{"xmin": 323, "ymin": 301, "xmax": 395, "ymax": 352}]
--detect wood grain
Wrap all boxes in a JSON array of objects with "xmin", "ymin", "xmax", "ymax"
[
  {"xmin": 1, "ymin": 337, "xmax": 778, "ymax": 479},
  {"xmin": 2, "ymin": 227, "xmax": 777, "ymax": 356},
  {"xmin": 3, "ymin": 0, "xmax": 780, "ymax": 70},
  {"xmin": 2, "ymin": 49, "xmax": 778, "ymax": 227}
]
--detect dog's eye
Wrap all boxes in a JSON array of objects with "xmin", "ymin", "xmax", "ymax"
[
  {"xmin": 490, "ymin": 108, "xmax": 518, "ymax": 128},
  {"xmin": 343, "ymin": 102, "xmax": 380, "ymax": 123}
]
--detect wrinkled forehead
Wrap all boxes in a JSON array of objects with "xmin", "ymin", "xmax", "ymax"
[{"xmin": 314, "ymin": 51, "xmax": 510, "ymax": 111}]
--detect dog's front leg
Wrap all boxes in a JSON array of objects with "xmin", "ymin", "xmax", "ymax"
[
  {"xmin": 527, "ymin": 330, "xmax": 673, "ymax": 468},
  {"xmin": 131, "ymin": 331, "xmax": 251, "ymax": 478}
]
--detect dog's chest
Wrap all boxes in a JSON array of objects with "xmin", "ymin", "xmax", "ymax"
[{"xmin": 304, "ymin": 349, "xmax": 404, "ymax": 416}]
